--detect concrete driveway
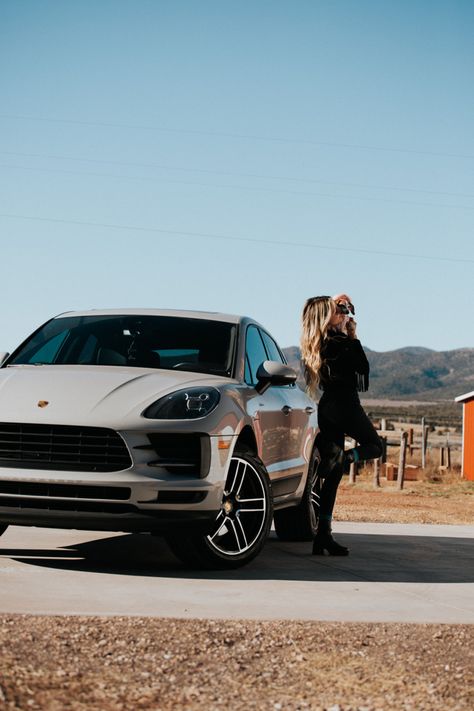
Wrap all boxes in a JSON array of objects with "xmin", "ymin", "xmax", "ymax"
[{"xmin": 0, "ymin": 522, "xmax": 473, "ymax": 623}]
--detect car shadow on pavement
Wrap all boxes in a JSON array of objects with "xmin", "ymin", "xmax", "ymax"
[{"xmin": 2, "ymin": 530, "xmax": 474, "ymax": 583}]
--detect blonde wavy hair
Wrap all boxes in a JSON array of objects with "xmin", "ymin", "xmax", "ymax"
[{"xmin": 300, "ymin": 296, "xmax": 336, "ymax": 398}]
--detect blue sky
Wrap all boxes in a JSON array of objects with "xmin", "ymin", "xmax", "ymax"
[{"xmin": 0, "ymin": 0, "xmax": 473, "ymax": 354}]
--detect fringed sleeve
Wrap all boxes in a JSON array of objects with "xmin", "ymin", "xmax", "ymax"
[{"xmin": 357, "ymin": 372, "xmax": 369, "ymax": 392}]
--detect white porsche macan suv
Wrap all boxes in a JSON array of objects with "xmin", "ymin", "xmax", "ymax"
[{"xmin": 0, "ymin": 309, "xmax": 320, "ymax": 568}]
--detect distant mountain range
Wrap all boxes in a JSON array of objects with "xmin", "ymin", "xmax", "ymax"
[{"xmin": 282, "ymin": 345, "xmax": 474, "ymax": 401}]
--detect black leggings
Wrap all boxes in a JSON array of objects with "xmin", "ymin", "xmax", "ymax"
[{"xmin": 316, "ymin": 390, "xmax": 382, "ymax": 518}]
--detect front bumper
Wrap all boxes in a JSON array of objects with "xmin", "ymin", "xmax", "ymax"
[
  {"xmin": 0, "ymin": 507, "xmax": 218, "ymax": 533},
  {"xmin": 0, "ymin": 432, "xmax": 236, "ymax": 533}
]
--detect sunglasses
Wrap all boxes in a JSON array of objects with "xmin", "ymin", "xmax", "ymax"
[{"xmin": 336, "ymin": 301, "xmax": 355, "ymax": 316}]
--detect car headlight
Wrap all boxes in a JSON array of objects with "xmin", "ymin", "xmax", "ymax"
[{"xmin": 143, "ymin": 387, "xmax": 221, "ymax": 420}]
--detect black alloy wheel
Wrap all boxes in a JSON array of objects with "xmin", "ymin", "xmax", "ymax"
[
  {"xmin": 166, "ymin": 450, "xmax": 273, "ymax": 569},
  {"xmin": 273, "ymin": 448, "xmax": 321, "ymax": 541}
]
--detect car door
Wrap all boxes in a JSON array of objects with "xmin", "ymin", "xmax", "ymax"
[
  {"xmin": 259, "ymin": 329, "xmax": 316, "ymax": 470},
  {"xmin": 243, "ymin": 325, "xmax": 288, "ymax": 470}
]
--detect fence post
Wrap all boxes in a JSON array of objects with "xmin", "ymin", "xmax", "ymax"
[
  {"xmin": 439, "ymin": 446, "xmax": 452, "ymax": 471},
  {"xmin": 421, "ymin": 417, "xmax": 427, "ymax": 469},
  {"xmin": 373, "ymin": 457, "xmax": 381, "ymax": 488},
  {"xmin": 408, "ymin": 427, "xmax": 414, "ymax": 457},
  {"xmin": 348, "ymin": 439, "xmax": 357, "ymax": 483},
  {"xmin": 349, "ymin": 461, "xmax": 357, "ymax": 484},
  {"xmin": 381, "ymin": 436, "xmax": 387, "ymax": 464},
  {"xmin": 397, "ymin": 431, "xmax": 408, "ymax": 490},
  {"xmin": 381, "ymin": 418, "xmax": 387, "ymax": 432}
]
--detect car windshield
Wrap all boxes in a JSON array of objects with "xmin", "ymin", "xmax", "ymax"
[{"xmin": 7, "ymin": 315, "xmax": 237, "ymax": 377}]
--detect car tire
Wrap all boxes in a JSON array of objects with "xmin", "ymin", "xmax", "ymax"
[
  {"xmin": 166, "ymin": 450, "xmax": 273, "ymax": 570},
  {"xmin": 273, "ymin": 448, "xmax": 321, "ymax": 542}
]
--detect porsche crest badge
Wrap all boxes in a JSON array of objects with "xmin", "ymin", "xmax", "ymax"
[{"xmin": 37, "ymin": 400, "xmax": 49, "ymax": 408}]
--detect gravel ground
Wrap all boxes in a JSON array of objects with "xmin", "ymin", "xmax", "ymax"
[
  {"xmin": 0, "ymin": 616, "xmax": 473, "ymax": 710},
  {"xmin": 334, "ymin": 475, "xmax": 474, "ymax": 525},
  {"xmin": 1, "ymin": 478, "xmax": 472, "ymax": 709}
]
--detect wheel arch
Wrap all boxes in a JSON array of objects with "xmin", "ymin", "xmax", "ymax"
[
  {"xmin": 234, "ymin": 425, "xmax": 258, "ymax": 456},
  {"xmin": 308, "ymin": 435, "xmax": 321, "ymax": 465}
]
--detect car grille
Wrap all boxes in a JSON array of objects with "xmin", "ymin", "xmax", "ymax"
[
  {"xmin": 0, "ymin": 481, "xmax": 131, "ymax": 500},
  {"xmin": 0, "ymin": 423, "xmax": 132, "ymax": 472},
  {"xmin": 0, "ymin": 497, "xmax": 136, "ymax": 514}
]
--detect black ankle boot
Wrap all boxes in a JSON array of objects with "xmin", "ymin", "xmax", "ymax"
[{"xmin": 312, "ymin": 519, "xmax": 349, "ymax": 556}]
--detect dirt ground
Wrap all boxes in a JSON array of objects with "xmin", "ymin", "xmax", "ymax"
[
  {"xmin": 0, "ymin": 471, "xmax": 472, "ymax": 711},
  {"xmin": 334, "ymin": 466, "xmax": 474, "ymax": 526},
  {"xmin": 0, "ymin": 616, "xmax": 473, "ymax": 711}
]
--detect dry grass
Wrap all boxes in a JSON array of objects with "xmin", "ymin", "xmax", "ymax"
[{"xmin": 335, "ymin": 462, "xmax": 474, "ymax": 525}]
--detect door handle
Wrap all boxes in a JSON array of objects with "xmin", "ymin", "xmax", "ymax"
[
  {"xmin": 305, "ymin": 406, "xmax": 315, "ymax": 414},
  {"xmin": 281, "ymin": 405, "xmax": 292, "ymax": 415}
]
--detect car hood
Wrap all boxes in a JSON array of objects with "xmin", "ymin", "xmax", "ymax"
[{"xmin": 0, "ymin": 365, "xmax": 226, "ymax": 427}]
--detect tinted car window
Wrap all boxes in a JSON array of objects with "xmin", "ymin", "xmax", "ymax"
[
  {"xmin": 260, "ymin": 330, "xmax": 292, "ymax": 388},
  {"xmin": 260, "ymin": 331, "xmax": 284, "ymax": 364},
  {"xmin": 27, "ymin": 331, "xmax": 69, "ymax": 364},
  {"xmin": 7, "ymin": 315, "xmax": 236, "ymax": 377},
  {"xmin": 245, "ymin": 326, "xmax": 268, "ymax": 385},
  {"xmin": 244, "ymin": 354, "xmax": 252, "ymax": 384}
]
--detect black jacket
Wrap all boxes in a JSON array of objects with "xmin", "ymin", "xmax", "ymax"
[{"xmin": 319, "ymin": 330, "xmax": 370, "ymax": 392}]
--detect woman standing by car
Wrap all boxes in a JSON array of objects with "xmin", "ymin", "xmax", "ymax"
[{"xmin": 301, "ymin": 294, "xmax": 382, "ymax": 556}]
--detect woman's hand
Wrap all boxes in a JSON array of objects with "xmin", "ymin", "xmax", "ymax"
[{"xmin": 346, "ymin": 318, "xmax": 357, "ymax": 339}]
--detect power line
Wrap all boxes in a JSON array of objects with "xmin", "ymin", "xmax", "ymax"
[
  {"xmin": 0, "ymin": 164, "xmax": 464, "ymax": 210},
  {"xmin": 1, "ymin": 150, "xmax": 474, "ymax": 200},
  {"xmin": 1, "ymin": 113, "xmax": 473, "ymax": 160},
  {"xmin": 1, "ymin": 211, "xmax": 472, "ymax": 264},
  {"xmin": 2, "ymin": 161, "xmax": 474, "ymax": 211}
]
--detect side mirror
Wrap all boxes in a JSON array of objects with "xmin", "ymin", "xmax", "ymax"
[
  {"xmin": 0, "ymin": 352, "xmax": 10, "ymax": 367},
  {"xmin": 255, "ymin": 360, "xmax": 297, "ymax": 394}
]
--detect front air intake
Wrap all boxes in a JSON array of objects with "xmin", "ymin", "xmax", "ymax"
[{"xmin": 146, "ymin": 433, "xmax": 211, "ymax": 478}]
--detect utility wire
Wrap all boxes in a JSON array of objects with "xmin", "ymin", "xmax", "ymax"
[
  {"xmin": 1, "ymin": 150, "xmax": 474, "ymax": 200},
  {"xmin": 2, "ymin": 162, "xmax": 474, "ymax": 211},
  {"xmin": 1, "ymin": 113, "xmax": 473, "ymax": 160},
  {"xmin": 1, "ymin": 211, "xmax": 472, "ymax": 264}
]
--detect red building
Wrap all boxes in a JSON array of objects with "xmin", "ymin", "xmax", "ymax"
[{"xmin": 455, "ymin": 391, "xmax": 474, "ymax": 481}]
